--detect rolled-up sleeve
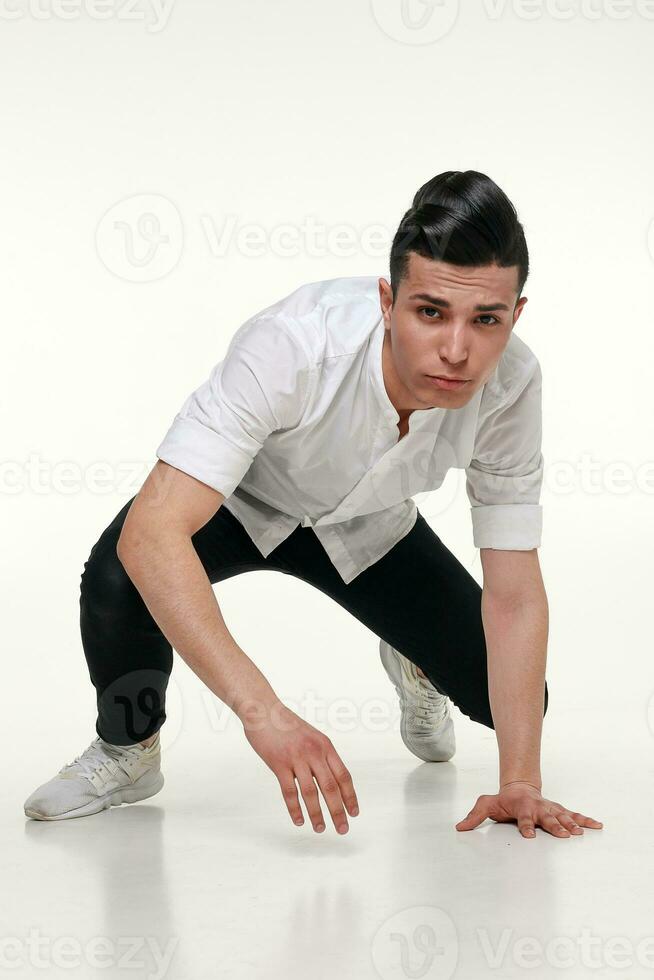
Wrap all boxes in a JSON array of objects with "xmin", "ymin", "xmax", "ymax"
[
  {"xmin": 155, "ymin": 315, "xmax": 311, "ymax": 498},
  {"xmin": 466, "ymin": 358, "xmax": 544, "ymax": 550}
]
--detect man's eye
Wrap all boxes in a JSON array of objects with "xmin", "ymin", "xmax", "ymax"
[{"xmin": 418, "ymin": 307, "xmax": 499, "ymax": 326}]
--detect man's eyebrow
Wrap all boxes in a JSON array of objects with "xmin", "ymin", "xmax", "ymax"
[{"xmin": 407, "ymin": 292, "xmax": 510, "ymax": 313}]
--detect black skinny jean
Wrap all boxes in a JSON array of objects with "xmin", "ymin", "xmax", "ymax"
[{"xmin": 79, "ymin": 495, "xmax": 549, "ymax": 745}]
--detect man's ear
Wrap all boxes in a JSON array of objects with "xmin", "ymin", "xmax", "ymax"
[
  {"xmin": 378, "ymin": 277, "xmax": 393, "ymax": 324},
  {"xmin": 513, "ymin": 295, "xmax": 528, "ymax": 326}
]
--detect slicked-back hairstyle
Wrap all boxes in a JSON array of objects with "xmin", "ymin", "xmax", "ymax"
[{"xmin": 389, "ymin": 171, "xmax": 529, "ymax": 303}]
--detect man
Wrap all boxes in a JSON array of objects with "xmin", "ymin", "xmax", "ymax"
[{"xmin": 24, "ymin": 170, "xmax": 603, "ymax": 840}]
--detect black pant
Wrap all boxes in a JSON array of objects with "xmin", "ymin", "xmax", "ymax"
[{"xmin": 79, "ymin": 495, "xmax": 549, "ymax": 745}]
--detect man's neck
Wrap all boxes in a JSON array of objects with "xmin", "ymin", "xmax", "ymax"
[{"xmin": 381, "ymin": 328, "xmax": 415, "ymax": 424}]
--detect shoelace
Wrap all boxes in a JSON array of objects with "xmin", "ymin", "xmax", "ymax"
[
  {"xmin": 403, "ymin": 664, "xmax": 449, "ymax": 730},
  {"xmin": 59, "ymin": 739, "xmax": 140, "ymax": 782}
]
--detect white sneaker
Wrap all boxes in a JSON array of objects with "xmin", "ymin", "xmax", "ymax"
[
  {"xmin": 24, "ymin": 732, "xmax": 164, "ymax": 821},
  {"xmin": 379, "ymin": 639, "xmax": 456, "ymax": 762}
]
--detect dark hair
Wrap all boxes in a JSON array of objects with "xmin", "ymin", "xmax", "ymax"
[{"xmin": 389, "ymin": 171, "xmax": 529, "ymax": 302}]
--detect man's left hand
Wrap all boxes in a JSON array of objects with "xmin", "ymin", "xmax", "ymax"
[{"xmin": 455, "ymin": 781, "xmax": 604, "ymax": 838}]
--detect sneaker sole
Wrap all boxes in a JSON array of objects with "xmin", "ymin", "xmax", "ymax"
[
  {"xmin": 379, "ymin": 639, "xmax": 456, "ymax": 763},
  {"xmin": 24, "ymin": 769, "xmax": 164, "ymax": 821}
]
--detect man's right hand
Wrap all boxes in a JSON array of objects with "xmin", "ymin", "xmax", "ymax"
[{"xmin": 240, "ymin": 699, "xmax": 360, "ymax": 834}]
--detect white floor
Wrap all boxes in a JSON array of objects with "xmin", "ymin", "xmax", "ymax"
[{"xmin": 8, "ymin": 694, "xmax": 653, "ymax": 980}]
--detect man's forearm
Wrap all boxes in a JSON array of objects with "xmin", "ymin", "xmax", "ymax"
[
  {"xmin": 481, "ymin": 586, "xmax": 549, "ymax": 789},
  {"xmin": 117, "ymin": 529, "xmax": 279, "ymax": 722}
]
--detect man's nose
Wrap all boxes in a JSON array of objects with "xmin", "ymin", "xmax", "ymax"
[{"xmin": 438, "ymin": 326, "xmax": 469, "ymax": 364}]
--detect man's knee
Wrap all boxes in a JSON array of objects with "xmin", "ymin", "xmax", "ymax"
[{"xmin": 79, "ymin": 531, "xmax": 141, "ymax": 620}]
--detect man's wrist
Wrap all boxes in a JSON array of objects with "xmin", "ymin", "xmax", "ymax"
[
  {"xmin": 235, "ymin": 690, "xmax": 297, "ymax": 735},
  {"xmin": 235, "ymin": 689, "xmax": 279, "ymax": 722},
  {"xmin": 500, "ymin": 777, "xmax": 542, "ymax": 792},
  {"xmin": 229, "ymin": 674, "xmax": 280, "ymax": 724}
]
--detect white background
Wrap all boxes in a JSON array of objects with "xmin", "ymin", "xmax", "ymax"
[{"xmin": 3, "ymin": 2, "xmax": 654, "ymax": 978}]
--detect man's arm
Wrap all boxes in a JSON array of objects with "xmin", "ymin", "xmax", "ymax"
[
  {"xmin": 133, "ymin": 317, "xmax": 358, "ymax": 834},
  {"xmin": 480, "ymin": 547, "xmax": 548, "ymax": 791},
  {"xmin": 116, "ymin": 471, "xmax": 359, "ymax": 836},
  {"xmin": 455, "ymin": 547, "xmax": 603, "ymax": 838},
  {"xmin": 459, "ymin": 352, "xmax": 602, "ymax": 838},
  {"xmin": 117, "ymin": 461, "xmax": 282, "ymax": 725}
]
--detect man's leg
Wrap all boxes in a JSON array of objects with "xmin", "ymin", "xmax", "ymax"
[
  {"xmin": 79, "ymin": 496, "xmax": 289, "ymax": 746},
  {"xmin": 273, "ymin": 510, "xmax": 549, "ymax": 730},
  {"xmin": 25, "ymin": 499, "xmax": 291, "ymax": 820},
  {"xmin": 80, "ymin": 497, "xmax": 548, "ymax": 744}
]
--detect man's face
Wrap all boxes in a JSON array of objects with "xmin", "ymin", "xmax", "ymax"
[{"xmin": 378, "ymin": 252, "xmax": 528, "ymax": 413}]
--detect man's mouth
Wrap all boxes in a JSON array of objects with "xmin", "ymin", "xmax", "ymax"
[{"xmin": 425, "ymin": 374, "xmax": 470, "ymax": 391}]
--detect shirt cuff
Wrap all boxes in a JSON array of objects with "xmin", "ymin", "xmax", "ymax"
[
  {"xmin": 470, "ymin": 503, "xmax": 543, "ymax": 550},
  {"xmin": 155, "ymin": 415, "xmax": 252, "ymax": 499}
]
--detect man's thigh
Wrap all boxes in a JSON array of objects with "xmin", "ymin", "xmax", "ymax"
[{"xmin": 276, "ymin": 511, "xmax": 495, "ymax": 728}]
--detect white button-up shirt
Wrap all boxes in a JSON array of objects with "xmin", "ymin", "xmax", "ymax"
[{"xmin": 155, "ymin": 275, "xmax": 544, "ymax": 584}]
